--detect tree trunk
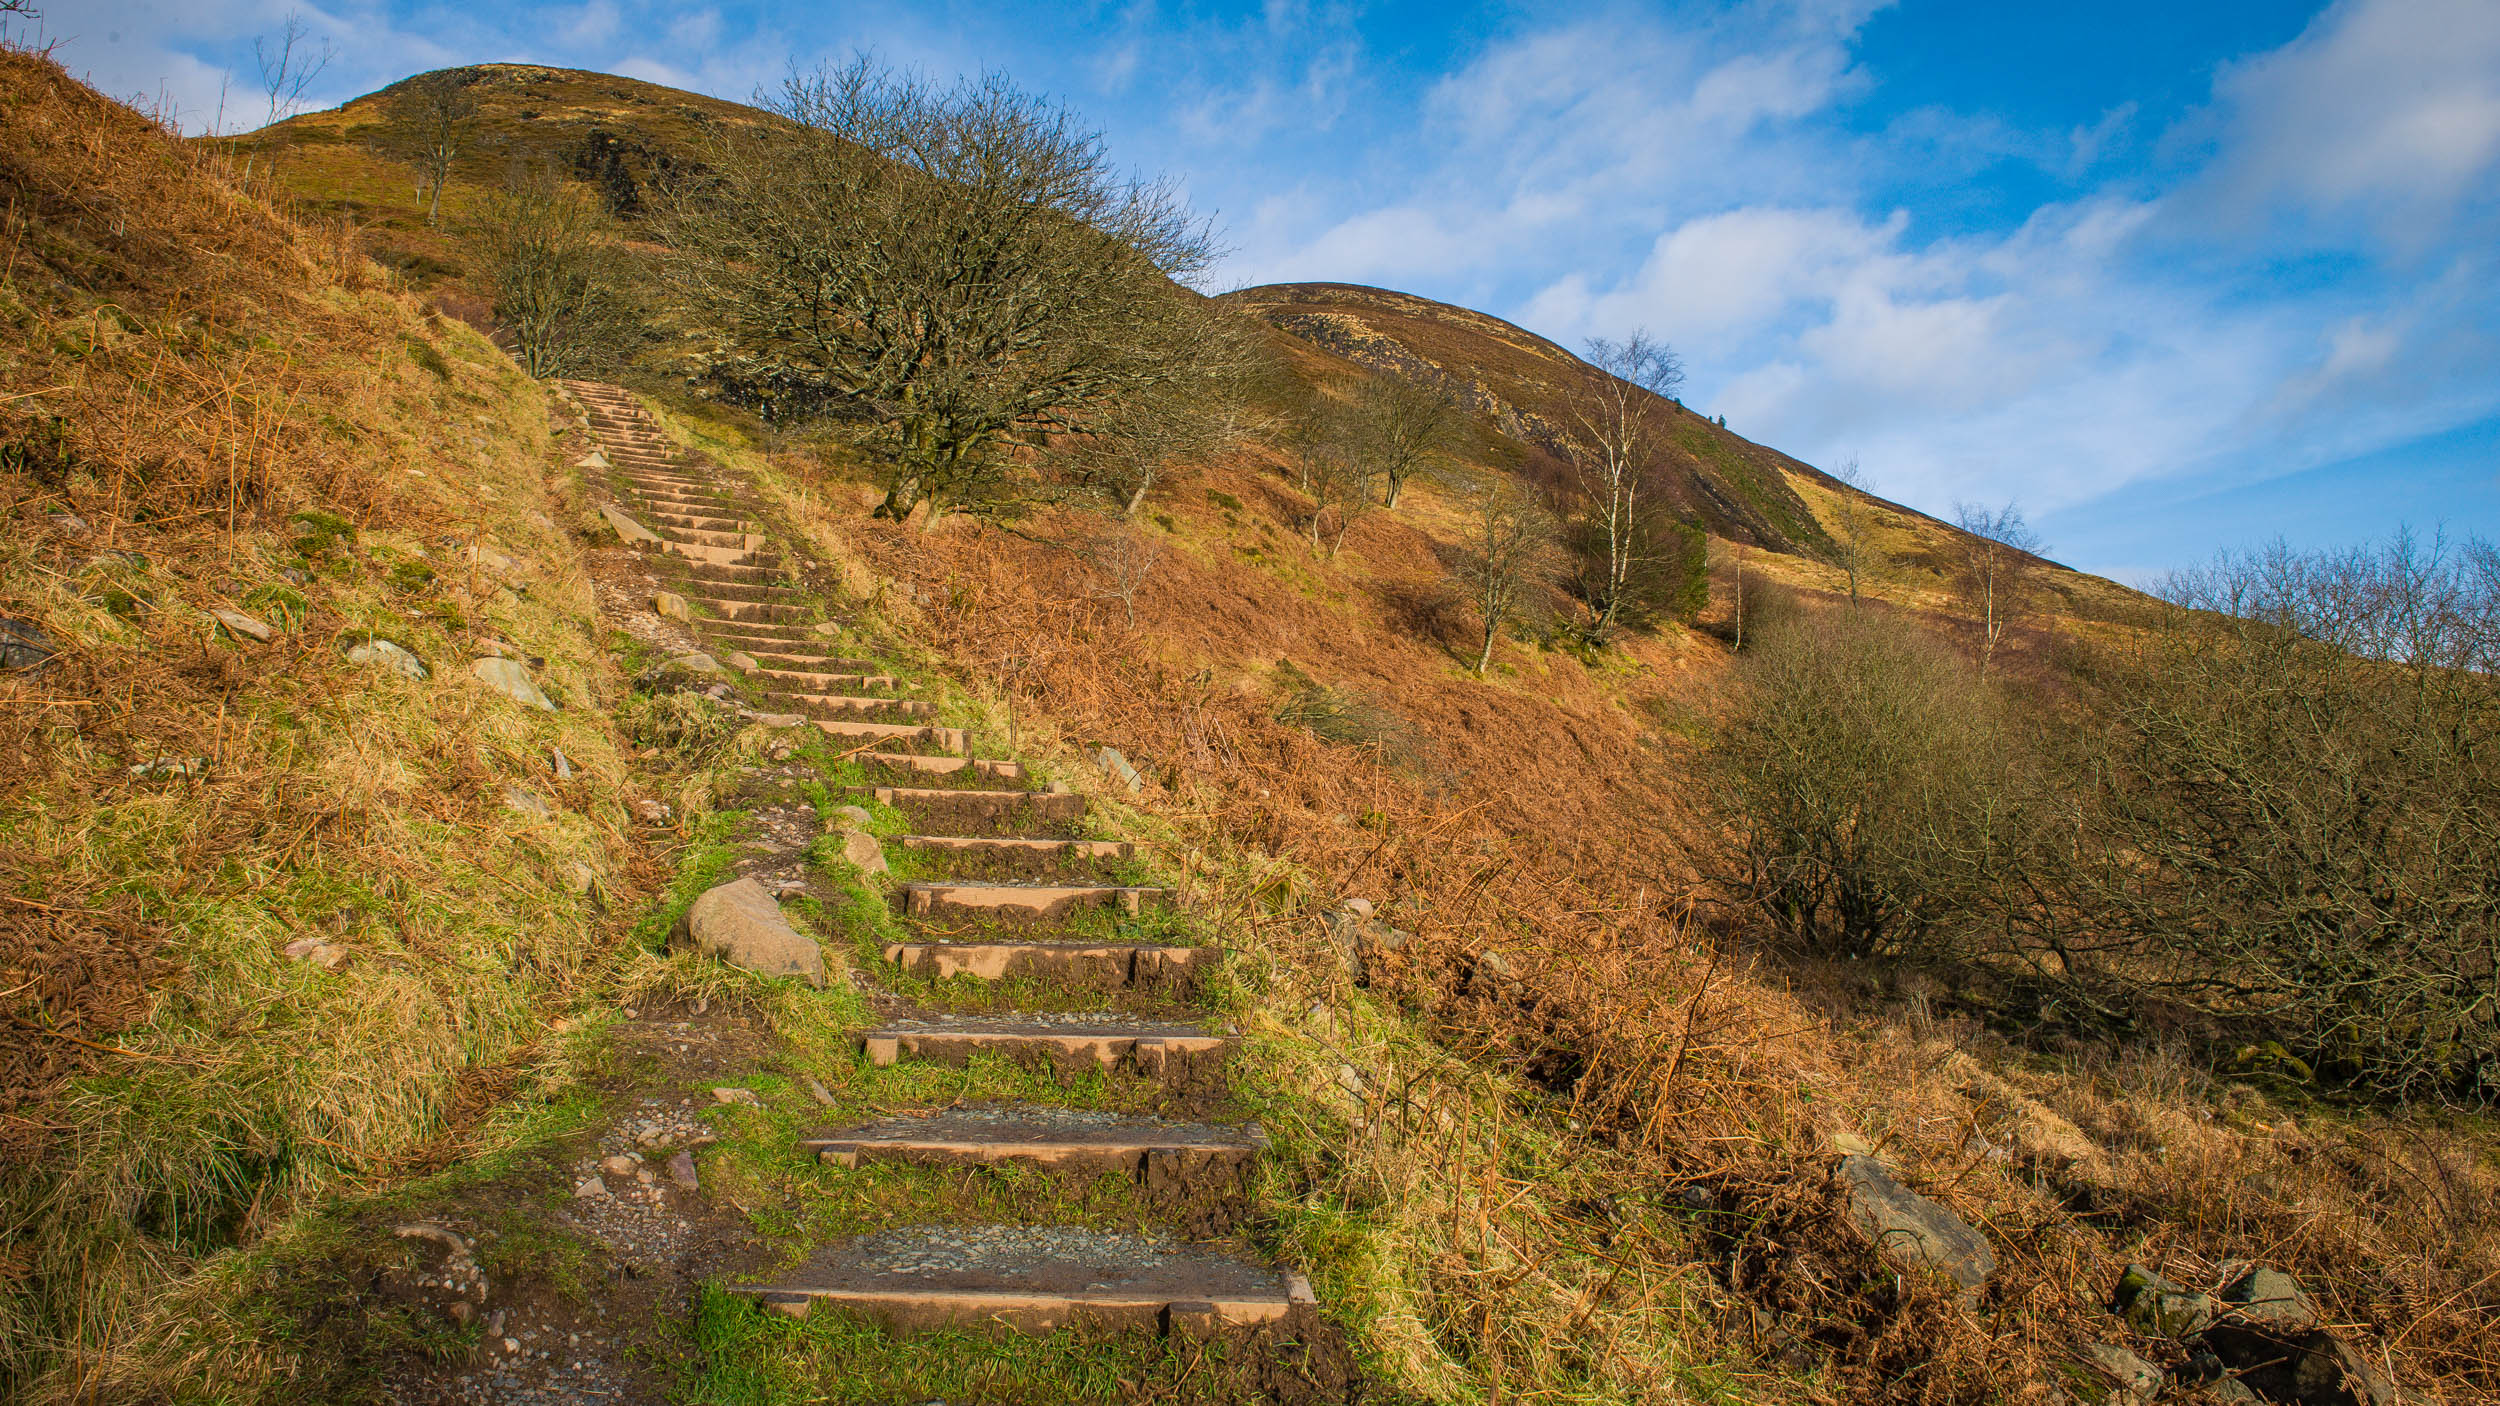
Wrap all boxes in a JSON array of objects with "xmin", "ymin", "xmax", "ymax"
[
  {"xmin": 1476, "ymin": 618, "xmax": 1496, "ymax": 674},
  {"xmin": 1383, "ymin": 473, "xmax": 1404, "ymax": 510}
]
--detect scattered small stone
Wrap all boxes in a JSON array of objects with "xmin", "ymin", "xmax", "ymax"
[
  {"xmin": 2083, "ymin": 1343, "xmax": 2165, "ymax": 1402},
  {"xmin": 567, "ymin": 861, "xmax": 598, "ymax": 896},
  {"xmin": 599, "ymin": 504, "xmax": 660, "ymax": 545},
  {"xmin": 833, "ymin": 804, "xmax": 875, "ymax": 828},
  {"xmin": 711, "ymin": 1087, "xmax": 762, "ymax": 1107},
  {"xmin": 1095, "ymin": 745, "xmax": 1144, "ymax": 793},
  {"xmin": 280, "ymin": 938, "xmax": 351, "ymax": 970},
  {"xmin": 667, "ymin": 1150, "xmax": 698, "ymax": 1190},
  {"xmin": 653, "ymin": 592, "xmax": 691, "ymax": 621},
  {"xmin": 725, "ymin": 651, "xmax": 760, "ymax": 673},
  {"xmin": 345, "ymin": 638, "xmax": 428, "ymax": 680},
  {"xmin": 503, "ymin": 786, "xmax": 552, "ymax": 821},
  {"xmin": 631, "ymin": 798, "xmax": 671, "ymax": 824},
  {"xmin": 127, "ymin": 756, "xmax": 207, "ymax": 780},
  {"xmin": 209, "ymin": 608, "xmax": 274, "ymax": 643},
  {"xmin": 804, "ymin": 1076, "xmax": 836, "ymax": 1106},
  {"xmin": 573, "ymin": 1175, "xmax": 608, "ymax": 1199},
  {"xmin": 599, "ymin": 1154, "xmax": 639, "ymax": 1178},
  {"xmin": 1046, "ymin": 779, "xmax": 1073, "ymax": 795},
  {"xmin": 2115, "ymin": 1263, "xmax": 2218, "ymax": 1339},
  {"xmin": 550, "ymin": 747, "xmax": 574, "ymax": 780},
  {"xmin": 835, "ymin": 827, "xmax": 886, "ymax": 875},
  {"xmin": 672, "ymin": 651, "xmax": 723, "ymax": 673}
]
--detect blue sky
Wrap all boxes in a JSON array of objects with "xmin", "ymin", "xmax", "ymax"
[{"xmin": 41, "ymin": 0, "xmax": 2500, "ymax": 581}]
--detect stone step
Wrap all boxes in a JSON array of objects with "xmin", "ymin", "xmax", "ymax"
[
  {"xmin": 899, "ymin": 835, "xmax": 1128, "ymax": 860},
  {"xmin": 648, "ymin": 514, "xmax": 758, "ymax": 538},
  {"xmin": 734, "ymin": 1226, "xmax": 1307, "ymax": 1336},
  {"xmin": 860, "ymin": 753, "xmax": 1027, "ymax": 783},
  {"xmin": 859, "ymin": 1014, "xmax": 1228, "ymax": 1087},
  {"xmin": 754, "ymin": 669, "xmax": 909, "ymax": 694},
  {"xmin": 662, "ymin": 540, "xmax": 779, "ymax": 568},
  {"xmin": 680, "ymin": 561, "xmax": 789, "ymax": 587},
  {"xmin": 774, "ymin": 693, "xmax": 936, "ymax": 722},
  {"xmin": 894, "ymin": 834, "xmax": 1129, "ymax": 884},
  {"xmin": 884, "ymin": 938, "xmax": 1213, "ymax": 992},
  {"xmin": 817, "ymin": 720, "xmax": 968, "ymax": 755},
  {"xmin": 900, "ymin": 881, "xmax": 1166, "ymax": 922},
  {"xmin": 802, "ymin": 1105, "xmax": 1264, "ymax": 1178},
  {"xmin": 868, "ymin": 786, "xmax": 1083, "ymax": 835},
  {"xmin": 744, "ymin": 647, "xmax": 880, "ymax": 671},
  {"xmin": 628, "ymin": 489, "xmax": 747, "ymax": 513},
  {"xmin": 695, "ymin": 597, "xmax": 809, "ymax": 624}
]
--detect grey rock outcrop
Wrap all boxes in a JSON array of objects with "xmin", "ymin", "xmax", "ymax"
[
  {"xmin": 472, "ymin": 656, "xmax": 556, "ymax": 710},
  {"xmin": 1835, "ymin": 1155, "xmax": 1995, "ymax": 1294}
]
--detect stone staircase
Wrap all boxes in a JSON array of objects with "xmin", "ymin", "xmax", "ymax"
[{"xmin": 559, "ymin": 382, "xmax": 1313, "ymax": 1358}]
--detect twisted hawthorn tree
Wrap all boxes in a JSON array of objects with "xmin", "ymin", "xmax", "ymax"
[{"xmin": 665, "ymin": 58, "xmax": 1225, "ymax": 526}]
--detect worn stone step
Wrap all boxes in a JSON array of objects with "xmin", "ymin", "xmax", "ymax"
[
  {"xmin": 735, "ymin": 1226, "xmax": 1307, "ymax": 1335},
  {"xmin": 901, "ymin": 881, "xmax": 1166, "ymax": 922},
  {"xmin": 629, "ymin": 489, "xmax": 747, "ymax": 513},
  {"xmin": 681, "ymin": 561, "xmax": 789, "ymax": 587},
  {"xmin": 648, "ymin": 514, "xmax": 757, "ymax": 538},
  {"xmin": 662, "ymin": 540, "xmax": 779, "ymax": 568},
  {"xmin": 817, "ymin": 720, "xmax": 968, "ymax": 755},
  {"xmin": 894, "ymin": 834, "xmax": 1131, "ymax": 883},
  {"xmin": 803, "ymin": 1105, "xmax": 1264, "ymax": 1179},
  {"xmin": 859, "ymin": 1014, "xmax": 1228, "ymax": 1090},
  {"xmin": 884, "ymin": 938, "xmax": 1213, "ymax": 993},
  {"xmin": 697, "ymin": 598, "xmax": 809, "ymax": 624},
  {"xmin": 754, "ymin": 669, "xmax": 908, "ymax": 694},
  {"xmin": 868, "ymin": 786, "xmax": 1083, "ymax": 836},
  {"xmin": 860, "ymin": 753, "xmax": 1027, "ymax": 783},
  {"xmin": 774, "ymin": 693, "xmax": 936, "ymax": 722}
]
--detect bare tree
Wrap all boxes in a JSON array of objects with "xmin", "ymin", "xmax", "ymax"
[
  {"xmin": 1563, "ymin": 330, "xmax": 1684, "ymax": 639},
  {"xmin": 474, "ymin": 167, "xmax": 636, "ymax": 378},
  {"xmin": 393, "ymin": 72, "xmax": 479, "ymax": 228},
  {"xmin": 1453, "ymin": 474, "xmax": 1559, "ymax": 673},
  {"xmin": 1952, "ymin": 500, "xmax": 2043, "ymax": 672},
  {"xmin": 243, "ymin": 12, "xmax": 334, "ymax": 189},
  {"xmin": 1354, "ymin": 374, "xmax": 1460, "ymax": 509},
  {"xmin": 1827, "ymin": 456, "xmax": 1878, "ymax": 606},
  {"xmin": 1082, "ymin": 526, "xmax": 1165, "ymax": 629},
  {"xmin": 664, "ymin": 57, "xmax": 1223, "ymax": 527},
  {"xmin": 1059, "ymin": 310, "xmax": 1273, "ymax": 518},
  {"xmin": 1294, "ymin": 399, "xmax": 1371, "ymax": 558}
]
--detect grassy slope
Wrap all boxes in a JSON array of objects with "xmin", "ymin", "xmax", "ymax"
[{"xmin": 0, "ymin": 50, "xmax": 665, "ymax": 1397}]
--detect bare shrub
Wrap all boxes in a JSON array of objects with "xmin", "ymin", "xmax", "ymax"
[
  {"xmin": 1951, "ymin": 500, "xmax": 2042, "ymax": 672},
  {"xmin": 1351, "ymin": 373, "xmax": 1458, "ymax": 509},
  {"xmin": 1449, "ymin": 472, "xmax": 1560, "ymax": 673},
  {"xmin": 471, "ymin": 166, "xmax": 636, "ymax": 378},
  {"xmin": 389, "ymin": 71, "xmax": 478, "ymax": 228},
  {"xmin": 1079, "ymin": 525, "xmax": 1163, "ymax": 629}
]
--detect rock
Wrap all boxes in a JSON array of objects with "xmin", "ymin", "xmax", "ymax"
[
  {"xmin": 210, "ymin": 608, "xmax": 274, "ymax": 643},
  {"xmin": 1830, "ymin": 1130, "xmax": 1875, "ymax": 1156},
  {"xmin": 572, "ymin": 1175, "xmax": 607, "ymax": 1199},
  {"xmin": 1046, "ymin": 779, "xmax": 1073, "ymax": 796},
  {"xmin": 2115, "ymin": 1263, "xmax": 2218, "ymax": 1339},
  {"xmin": 725, "ymin": 651, "xmax": 759, "ymax": 673},
  {"xmin": 1095, "ymin": 746, "xmax": 1144, "ymax": 793},
  {"xmin": 804, "ymin": 1077, "xmax": 837, "ymax": 1106},
  {"xmin": 672, "ymin": 651, "xmax": 723, "ymax": 674},
  {"xmin": 472, "ymin": 657, "xmax": 556, "ymax": 710},
  {"xmin": 503, "ymin": 786, "xmax": 551, "ymax": 821},
  {"xmin": 47, "ymin": 512, "xmax": 89, "ymax": 537},
  {"xmin": 1477, "ymin": 947, "xmax": 1515, "ymax": 981},
  {"xmin": 466, "ymin": 544, "xmax": 525, "ymax": 575},
  {"xmin": 599, "ymin": 1154, "xmax": 639, "ymax": 1178},
  {"xmin": 127, "ymin": 757, "xmax": 206, "ymax": 780},
  {"xmin": 2293, "ymin": 1337, "xmax": 2402, "ymax": 1406},
  {"xmin": 833, "ymin": 805, "xmax": 875, "ymax": 828},
  {"xmin": 676, "ymin": 876, "xmax": 830, "ymax": 988},
  {"xmin": 550, "ymin": 747, "xmax": 573, "ymax": 781},
  {"xmin": 2218, "ymin": 1265, "xmax": 2318, "ymax": 1334},
  {"xmin": 631, "ymin": 798, "xmax": 671, "ymax": 825},
  {"xmin": 749, "ymin": 711, "xmax": 807, "ymax": 728},
  {"xmin": 835, "ymin": 828, "xmax": 886, "ymax": 875},
  {"xmin": 1341, "ymin": 897, "xmax": 1375, "ymax": 919},
  {"xmin": 598, "ymin": 504, "xmax": 660, "ymax": 546},
  {"xmin": 574, "ymin": 450, "xmax": 610, "ymax": 469},
  {"xmin": 0, "ymin": 617, "xmax": 56, "ymax": 673},
  {"xmin": 346, "ymin": 638, "xmax": 428, "ymax": 680},
  {"xmin": 1835, "ymin": 1155, "xmax": 1995, "ymax": 1294},
  {"xmin": 653, "ymin": 592, "xmax": 691, "ymax": 621},
  {"xmin": 566, "ymin": 862, "xmax": 597, "ymax": 896},
  {"xmin": 281, "ymin": 938, "xmax": 350, "ymax": 969},
  {"xmin": 813, "ymin": 621, "xmax": 843, "ymax": 637},
  {"xmin": 2083, "ymin": 1343, "xmax": 2165, "ymax": 1402},
  {"xmin": 710, "ymin": 1087, "xmax": 763, "ymax": 1107},
  {"xmin": 1336, "ymin": 1063, "xmax": 1364, "ymax": 1094},
  {"xmin": 666, "ymin": 1150, "xmax": 698, "ymax": 1190}
]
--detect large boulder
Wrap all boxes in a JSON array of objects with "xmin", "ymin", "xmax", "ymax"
[
  {"xmin": 675, "ymin": 877, "xmax": 832, "ymax": 988},
  {"xmin": 2206, "ymin": 1266, "xmax": 2398, "ymax": 1406},
  {"xmin": 1835, "ymin": 1155, "xmax": 1995, "ymax": 1294}
]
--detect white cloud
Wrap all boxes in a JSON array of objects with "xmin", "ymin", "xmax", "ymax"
[{"xmin": 2198, "ymin": 0, "xmax": 2500, "ymax": 241}]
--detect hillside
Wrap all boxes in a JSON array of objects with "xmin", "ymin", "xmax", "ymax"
[{"xmin": 8, "ymin": 51, "xmax": 2492, "ymax": 1406}]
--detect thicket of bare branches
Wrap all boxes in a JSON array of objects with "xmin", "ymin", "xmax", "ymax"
[
  {"xmin": 1352, "ymin": 373, "xmax": 1459, "ymax": 509},
  {"xmin": 1711, "ymin": 532, "xmax": 2500, "ymax": 1101},
  {"xmin": 471, "ymin": 167, "xmax": 637, "ymax": 378},
  {"xmin": 663, "ymin": 57, "xmax": 1228, "ymax": 526},
  {"xmin": 1451, "ymin": 473, "xmax": 1559, "ymax": 673},
  {"xmin": 390, "ymin": 71, "xmax": 478, "ymax": 228}
]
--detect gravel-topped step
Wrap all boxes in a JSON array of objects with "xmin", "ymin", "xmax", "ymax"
[
  {"xmin": 659, "ymin": 540, "xmax": 777, "ymax": 567},
  {"xmin": 803, "ymin": 1104, "xmax": 1265, "ymax": 1176},
  {"xmin": 859, "ymin": 1012, "xmax": 1229, "ymax": 1086},
  {"xmin": 647, "ymin": 515, "xmax": 758, "ymax": 539},
  {"xmin": 676, "ymin": 581, "xmax": 803, "ymax": 607},
  {"xmin": 816, "ymin": 720, "xmax": 968, "ymax": 755},
  {"xmin": 756, "ymin": 669, "xmax": 910, "ymax": 694},
  {"xmin": 734, "ymin": 1225, "xmax": 1309, "ymax": 1335},
  {"xmin": 867, "ymin": 785, "xmax": 1083, "ymax": 836},
  {"xmin": 899, "ymin": 835, "xmax": 1128, "ymax": 860},
  {"xmin": 693, "ymin": 598, "xmax": 810, "ymax": 624},
  {"xmin": 900, "ymin": 881, "xmax": 1167, "ymax": 923},
  {"xmin": 894, "ymin": 834, "xmax": 1132, "ymax": 883},
  {"xmin": 677, "ymin": 563, "xmax": 788, "ymax": 590},
  {"xmin": 885, "ymin": 938, "xmax": 1216, "ymax": 993},
  {"xmin": 858, "ymin": 752, "xmax": 1029, "ymax": 784},
  {"xmin": 771, "ymin": 693, "xmax": 937, "ymax": 723}
]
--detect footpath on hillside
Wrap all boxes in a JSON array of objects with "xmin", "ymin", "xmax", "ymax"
[{"xmin": 361, "ymin": 384, "xmax": 1355, "ymax": 1405}]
